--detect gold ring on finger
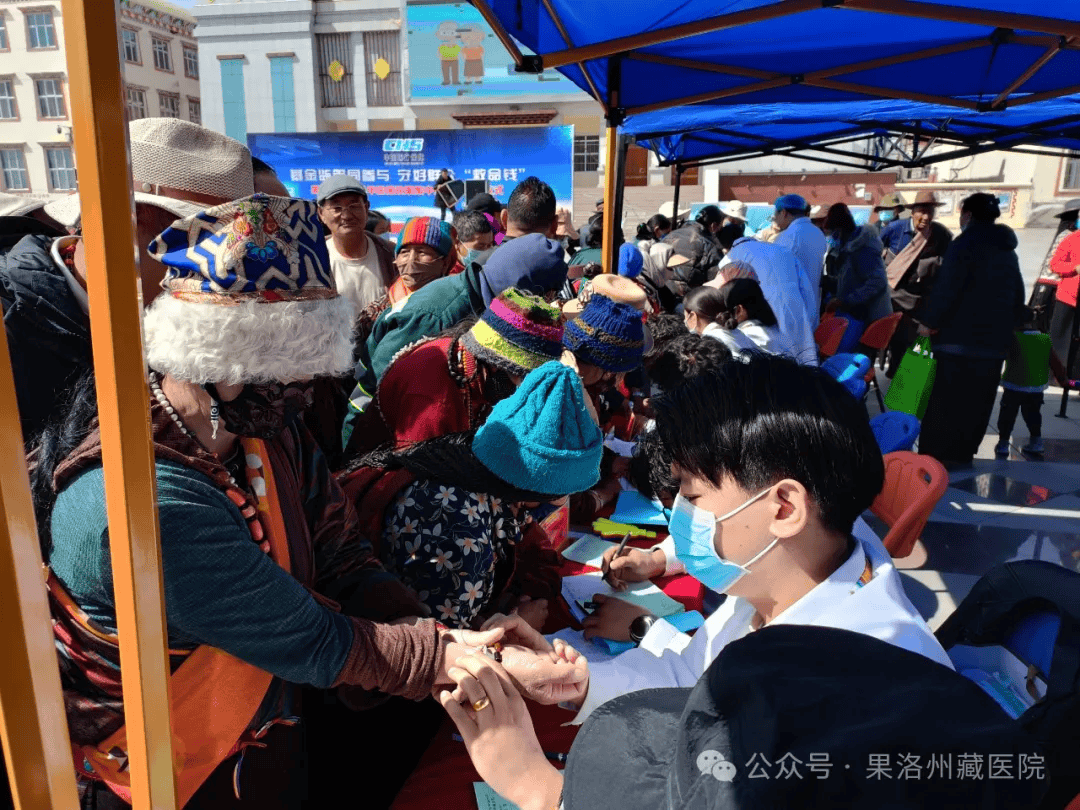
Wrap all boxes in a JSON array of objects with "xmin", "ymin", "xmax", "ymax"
[{"xmin": 471, "ymin": 696, "xmax": 491, "ymax": 712}]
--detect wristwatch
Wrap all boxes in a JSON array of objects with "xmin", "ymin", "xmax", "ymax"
[{"xmin": 629, "ymin": 614, "xmax": 658, "ymax": 646}]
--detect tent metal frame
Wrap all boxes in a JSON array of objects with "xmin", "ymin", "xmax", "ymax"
[{"xmin": 475, "ymin": 0, "xmax": 1080, "ymax": 270}]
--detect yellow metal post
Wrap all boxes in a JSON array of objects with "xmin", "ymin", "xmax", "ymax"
[
  {"xmin": 600, "ymin": 125, "xmax": 620, "ymax": 274},
  {"xmin": 0, "ymin": 331, "xmax": 80, "ymax": 809},
  {"xmin": 61, "ymin": 1, "xmax": 178, "ymax": 808}
]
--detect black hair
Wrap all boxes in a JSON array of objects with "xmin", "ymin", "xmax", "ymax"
[
  {"xmin": 251, "ymin": 155, "xmax": 276, "ymax": 175},
  {"xmin": 582, "ymin": 213, "xmax": 623, "ymax": 250},
  {"xmin": 365, "ymin": 209, "xmax": 390, "ymax": 233},
  {"xmin": 695, "ymin": 205, "xmax": 723, "ymax": 227},
  {"xmin": 653, "ymin": 353, "xmax": 885, "ymax": 535},
  {"xmin": 824, "ymin": 202, "xmax": 856, "ymax": 234},
  {"xmin": 629, "ymin": 429, "xmax": 678, "ymax": 503},
  {"xmin": 644, "ymin": 313, "xmax": 689, "ymax": 363},
  {"xmin": 635, "ymin": 222, "xmax": 653, "ymax": 241},
  {"xmin": 648, "ymin": 332, "xmax": 733, "ymax": 393},
  {"xmin": 719, "ymin": 278, "xmax": 777, "ymax": 327},
  {"xmin": 647, "ymin": 214, "xmax": 671, "ymax": 235},
  {"xmin": 961, "ymin": 192, "xmax": 1001, "ymax": 223},
  {"xmin": 682, "ymin": 286, "xmax": 727, "ymax": 325},
  {"xmin": 453, "ymin": 210, "xmax": 493, "ymax": 243},
  {"xmin": 29, "ymin": 369, "xmax": 99, "ymax": 558},
  {"xmin": 507, "ymin": 176, "xmax": 557, "ymax": 232},
  {"xmin": 717, "ymin": 223, "xmax": 745, "ymax": 251}
]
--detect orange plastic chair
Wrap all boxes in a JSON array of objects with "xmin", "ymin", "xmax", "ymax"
[
  {"xmin": 857, "ymin": 312, "xmax": 904, "ymax": 409},
  {"xmin": 870, "ymin": 451, "xmax": 948, "ymax": 558},
  {"xmin": 814, "ymin": 316, "xmax": 849, "ymax": 358}
]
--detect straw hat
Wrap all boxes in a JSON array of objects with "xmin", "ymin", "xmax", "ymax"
[
  {"xmin": 718, "ymin": 200, "xmax": 748, "ymax": 221},
  {"xmin": 658, "ymin": 200, "xmax": 691, "ymax": 219},
  {"xmin": 45, "ymin": 119, "xmax": 254, "ymax": 228},
  {"xmin": 874, "ymin": 192, "xmax": 907, "ymax": 211},
  {"xmin": 910, "ymin": 190, "xmax": 945, "ymax": 208}
]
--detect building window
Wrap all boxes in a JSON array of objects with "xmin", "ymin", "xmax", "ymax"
[
  {"xmin": 34, "ymin": 77, "xmax": 65, "ymax": 119},
  {"xmin": 152, "ymin": 37, "xmax": 172, "ymax": 72},
  {"xmin": 316, "ymin": 33, "xmax": 354, "ymax": 108},
  {"xmin": 187, "ymin": 97, "xmax": 200, "ymax": 124},
  {"xmin": 0, "ymin": 148, "xmax": 28, "ymax": 191},
  {"xmin": 46, "ymin": 146, "xmax": 76, "ymax": 191},
  {"xmin": 126, "ymin": 86, "xmax": 147, "ymax": 120},
  {"xmin": 219, "ymin": 58, "xmax": 247, "ymax": 143},
  {"xmin": 26, "ymin": 11, "xmax": 56, "ymax": 50},
  {"xmin": 362, "ymin": 31, "xmax": 402, "ymax": 107},
  {"xmin": 0, "ymin": 17, "xmax": 9, "ymax": 51},
  {"xmin": 0, "ymin": 79, "xmax": 17, "ymax": 120},
  {"xmin": 269, "ymin": 56, "xmax": 295, "ymax": 133},
  {"xmin": 574, "ymin": 135, "xmax": 600, "ymax": 172},
  {"xmin": 122, "ymin": 29, "xmax": 140, "ymax": 64},
  {"xmin": 1062, "ymin": 156, "xmax": 1080, "ymax": 191},
  {"xmin": 158, "ymin": 91, "xmax": 180, "ymax": 118},
  {"xmin": 183, "ymin": 44, "xmax": 199, "ymax": 79}
]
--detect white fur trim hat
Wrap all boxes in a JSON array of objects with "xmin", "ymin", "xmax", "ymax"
[
  {"xmin": 44, "ymin": 119, "xmax": 253, "ymax": 228},
  {"xmin": 143, "ymin": 194, "xmax": 353, "ymax": 384}
]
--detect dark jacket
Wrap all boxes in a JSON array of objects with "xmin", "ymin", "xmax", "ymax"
[
  {"xmin": 0, "ymin": 235, "xmax": 92, "ymax": 444},
  {"xmin": 921, "ymin": 221, "xmax": 1026, "ymax": 358},
  {"xmin": 355, "ymin": 263, "xmax": 486, "ymax": 395},
  {"xmin": 832, "ymin": 226, "xmax": 893, "ymax": 323},
  {"xmin": 890, "ymin": 220, "xmax": 953, "ymax": 314},
  {"xmin": 661, "ymin": 221, "xmax": 720, "ymax": 295}
]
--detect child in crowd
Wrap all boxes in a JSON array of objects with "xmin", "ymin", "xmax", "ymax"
[{"xmin": 996, "ymin": 321, "xmax": 1073, "ymax": 457}]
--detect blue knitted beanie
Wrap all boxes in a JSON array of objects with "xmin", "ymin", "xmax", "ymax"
[
  {"xmin": 472, "ymin": 361, "xmax": 603, "ymax": 496},
  {"xmin": 562, "ymin": 294, "xmax": 646, "ymax": 373}
]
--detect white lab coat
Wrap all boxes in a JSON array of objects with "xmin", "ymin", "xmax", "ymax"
[
  {"xmin": 774, "ymin": 216, "xmax": 827, "ymax": 315},
  {"xmin": 701, "ymin": 322, "xmax": 759, "ymax": 358},
  {"xmin": 710, "ymin": 238, "xmax": 818, "ymax": 365},
  {"xmin": 572, "ymin": 521, "xmax": 953, "ymax": 724}
]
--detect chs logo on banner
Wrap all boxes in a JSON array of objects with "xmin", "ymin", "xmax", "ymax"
[{"xmin": 383, "ymin": 138, "xmax": 425, "ymax": 153}]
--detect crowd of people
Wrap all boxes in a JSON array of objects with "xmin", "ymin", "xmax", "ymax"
[{"xmin": 0, "ymin": 118, "xmax": 1063, "ymax": 809}]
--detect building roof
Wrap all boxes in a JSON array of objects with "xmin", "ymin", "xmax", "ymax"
[{"xmin": 123, "ymin": 0, "xmax": 197, "ymax": 26}]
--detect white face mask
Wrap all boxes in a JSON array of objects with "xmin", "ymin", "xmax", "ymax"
[{"xmin": 667, "ymin": 489, "xmax": 777, "ymax": 593}]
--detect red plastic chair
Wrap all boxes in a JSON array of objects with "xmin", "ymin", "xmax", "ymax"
[
  {"xmin": 870, "ymin": 452, "xmax": 948, "ymax": 559},
  {"xmin": 857, "ymin": 312, "xmax": 904, "ymax": 410},
  {"xmin": 814, "ymin": 316, "xmax": 850, "ymax": 358}
]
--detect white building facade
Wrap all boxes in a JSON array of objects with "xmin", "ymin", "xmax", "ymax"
[
  {"xmin": 193, "ymin": 0, "xmax": 604, "ymax": 206},
  {"xmin": 0, "ymin": 0, "xmax": 199, "ymax": 197}
]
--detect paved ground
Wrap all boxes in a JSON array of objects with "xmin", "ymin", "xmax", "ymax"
[{"xmin": 865, "ymin": 369, "xmax": 1080, "ymax": 630}]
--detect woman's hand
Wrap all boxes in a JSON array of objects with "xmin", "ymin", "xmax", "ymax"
[
  {"xmin": 439, "ymin": 656, "xmax": 564, "ymax": 810},
  {"xmin": 582, "ymin": 594, "xmax": 651, "ymax": 642},
  {"xmin": 511, "ymin": 595, "xmax": 549, "ymax": 632}
]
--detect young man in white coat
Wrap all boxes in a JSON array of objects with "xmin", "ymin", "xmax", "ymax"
[{"xmin": 475, "ymin": 353, "xmax": 952, "ymax": 725}]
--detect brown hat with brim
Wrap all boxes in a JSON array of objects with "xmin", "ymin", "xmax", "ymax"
[{"xmin": 910, "ymin": 190, "xmax": 945, "ymax": 208}]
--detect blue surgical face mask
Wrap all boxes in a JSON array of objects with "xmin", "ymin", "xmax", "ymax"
[
  {"xmin": 826, "ymin": 234, "xmax": 840, "ymax": 251},
  {"xmin": 463, "ymin": 248, "xmax": 484, "ymax": 267},
  {"xmin": 668, "ymin": 490, "xmax": 776, "ymax": 593},
  {"xmin": 878, "ymin": 210, "xmax": 896, "ymax": 223}
]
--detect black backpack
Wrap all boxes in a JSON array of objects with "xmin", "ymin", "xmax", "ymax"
[{"xmin": 936, "ymin": 561, "xmax": 1080, "ymax": 810}]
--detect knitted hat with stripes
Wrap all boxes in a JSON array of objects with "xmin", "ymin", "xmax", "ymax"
[
  {"xmin": 563, "ymin": 294, "xmax": 646, "ymax": 373},
  {"xmin": 395, "ymin": 216, "xmax": 455, "ymax": 257},
  {"xmin": 461, "ymin": 288, "xmax": 564, "ymax": 377}
]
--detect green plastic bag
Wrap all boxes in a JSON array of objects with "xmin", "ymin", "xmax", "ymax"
[{"xmin": 884, "ymin": 336, "xmax": 936, "ymax": 419}]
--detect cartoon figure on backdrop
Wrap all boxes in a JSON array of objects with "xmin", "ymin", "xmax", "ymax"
[
  {"xmin": 436, "ymin": 20, "xmax": 461, "ymax": 86},
  {"xmin": 459, "ymin": 24, "xmax": 485, "ymax": 85}
]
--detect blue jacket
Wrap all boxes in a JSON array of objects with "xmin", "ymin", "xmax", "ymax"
[{"xmin": 832, "ymin": 226, "xmax": 893, "ymax": 324}]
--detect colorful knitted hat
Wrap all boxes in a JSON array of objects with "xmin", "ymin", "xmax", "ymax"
[
  {"xmin": 396, "ymin": 216, "xmax": 455, "ymax": 257},
  {"xmin": 563, "ymin": 294, "xmax": 646, "ymax": 373},
  {"xmin": 461, "ymin": 288, "xmax": 563, "ymax": 377},
  {"xmin": 143, "ymin": 193, "xmax": 353, "ymax": 384},
  {"xmin": 473, "ymin": 361, "xmax": 603, "ymax": 496}
]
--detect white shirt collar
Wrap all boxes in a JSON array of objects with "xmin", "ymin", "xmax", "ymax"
[
  {"xmin": 766, "ymin": 534, "xmax": 867, "ymax": 628},
  {"xmin": 50, "ymin": 235, "xmax": 89, "ymax": 316}
]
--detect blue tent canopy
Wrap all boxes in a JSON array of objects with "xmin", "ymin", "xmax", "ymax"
[
  {"xmin": 626, "ymin": 98, "xmax": 1080, "ymax": 169},
  {"xmin": 479, "ymin": 1, "xmax": 1080, "ymax": 120}
]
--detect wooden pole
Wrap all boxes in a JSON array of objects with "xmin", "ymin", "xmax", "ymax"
[{"xmin": 61, "ymin": 0, "xmax": 178, "ymax": 807}]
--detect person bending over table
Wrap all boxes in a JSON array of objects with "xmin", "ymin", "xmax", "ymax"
[{"xmin": 471, "ymin": 353, "xmax": 953, "ymax": 716}]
